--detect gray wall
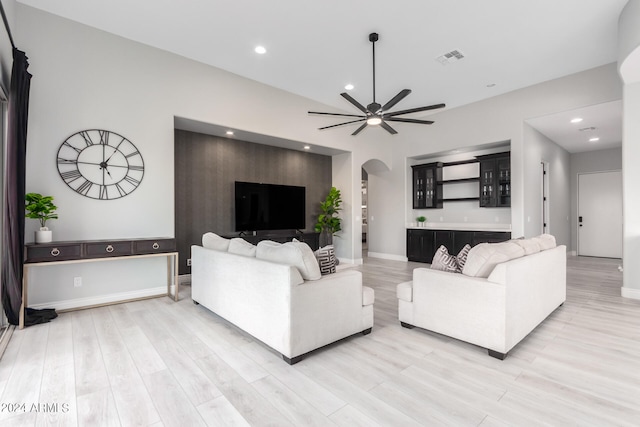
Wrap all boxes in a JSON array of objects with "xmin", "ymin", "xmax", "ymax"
[
  {"xmin": 175, "ymin": 129, "xmax": 332, "ymax": 274},
  {"xmin": 570, "ymin": 147, "xmax": 622, "ymax": 253}
]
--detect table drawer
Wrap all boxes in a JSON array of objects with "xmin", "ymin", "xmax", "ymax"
[
  {"xmin": 133, "ymin": 238, "xmax": 176, "ymax": 254},
  {"xmin": 26, "ymin": 243, "xmax": 82, "ymax": 263},
  {"xmin": 85, "ymin": 241, "xmax": 132, "ymax": 258}
]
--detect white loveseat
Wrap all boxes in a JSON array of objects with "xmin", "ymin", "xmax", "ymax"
[
  {"xmin": 191, "ymin": 234, "xmax": 375, "ymax": 364},
  {"xmin": 397, "ymin": 237, "xmax": 566, "ymax": 359}
]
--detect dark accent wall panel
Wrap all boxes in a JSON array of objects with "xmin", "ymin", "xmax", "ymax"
[{"xmin": 174, "ymin": 129, "xmax": 332, "ymax": 274}]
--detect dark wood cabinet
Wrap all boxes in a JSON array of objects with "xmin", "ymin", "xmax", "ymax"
[
  {"xmin": 412, "ymin": 162, "xmax": 443, "ymax": 209},
  {"xmin": 25, "ymin": 238, "xmax": 176, "ymax": 263},
  {"xmin": 478, "ymin": 152, "xmax": 511, "ymax": 207},
  {"xmin": 406, "ymin": 229, "xmax": 511, "ymax": 263}
]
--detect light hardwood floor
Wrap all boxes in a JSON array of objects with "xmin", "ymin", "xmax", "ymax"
[{"xmin": 1, "ymin": 255, "xmax": 639, "ymax": 426}]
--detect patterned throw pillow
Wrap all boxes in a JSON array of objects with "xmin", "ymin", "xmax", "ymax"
[
  {"xmin": 430, "ymin": 245, "xmax": 460, "ymax": 273},
  {"xmin": 315, "ymin": 245, "xmax": 337, "ymax": 275},
  {"xmin": 456, "ymin": 244, "xmax": 472, "ymax": 271}
]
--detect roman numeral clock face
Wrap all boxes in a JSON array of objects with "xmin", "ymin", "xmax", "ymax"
[{"xmin": 57, "ymin": 129, "xmax": 144, "ymax": 200}]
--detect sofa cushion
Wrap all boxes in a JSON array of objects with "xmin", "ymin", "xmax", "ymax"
[
  {"xmin": 228, "ymin": 238, "xmax": 257, "ymax": 257},
  {"xmin": 513, "ymin": 238, "xmax": 541, "ymax": 255},
  {"xmin": 202, "ymin": 232, "xmax": 230, "ymax": 251},
  {"xmin": 396, "ymin": 281, "xmax": 413, "ymax": 302},
  {"xmin": 532, "ymin": 234, "xmax": 556, "ymax": 250},
  {"xmin": 256, "ymin": 240, "xmax": 322, "ymax": 281},
  {"xmin": 431, "ymin": 245, "xmax": 460, "ymax": 273},
  {"xmin": 315, "ymin": 245, "xmax": 337, "ymax": 275},
  {"xmin": 362, "ymin": 286, "xmax": 375, "ymax": 306},
  {"xmin": 462, "ymin": 241, "xmax": 525, "ymax": 278}
]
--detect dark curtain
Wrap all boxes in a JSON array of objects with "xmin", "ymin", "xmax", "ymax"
[{"xmin": 2, "ymin": 48, "xmax": 32, "ymax": 325}]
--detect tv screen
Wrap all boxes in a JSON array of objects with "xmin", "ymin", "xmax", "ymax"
[{"xmin": 235, "ymin": 181, "xmax": 306, "ymax": 231}]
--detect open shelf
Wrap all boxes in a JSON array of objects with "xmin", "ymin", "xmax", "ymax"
[
  {"xmin": 440, "ymin": 177, "xmax": 480, "ymax": 184},
  {"xmin": 441, "ymin": 197, "xmax": 481, "ymax": 202}
]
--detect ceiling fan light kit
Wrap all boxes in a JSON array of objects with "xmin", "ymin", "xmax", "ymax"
[{"xmin": 309, "ymin": 32, "xmax": 445, "ymax": 135}]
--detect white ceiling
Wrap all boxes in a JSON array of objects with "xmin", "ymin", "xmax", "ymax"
[{"xmin": 18, "ymin": 0, "xmax": 628, "ymax": 152}]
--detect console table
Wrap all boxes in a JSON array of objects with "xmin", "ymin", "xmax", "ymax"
[{"xmin": 20, "ymin": 238, "xmax": 178, "ymax": 329}]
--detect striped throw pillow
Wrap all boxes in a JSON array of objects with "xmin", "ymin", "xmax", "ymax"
[
  {"xmin": 315, "ymin": 245, "xmax": 337, "ymax": 275},
  {"xmin": 456, "ymin": 244, "xmax": 472, "ymax": 271},
  {"xmin": 431, "ymin": 245, "xmax": 459, "ymax": 273}
]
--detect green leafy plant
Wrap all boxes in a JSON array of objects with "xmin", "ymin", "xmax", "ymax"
[
  {"xmin": 25, "ymin": 193, "xmax": 58, "ymax": 228},
  {"xmin": 417, "ymin": 216, "xmax": 427, "ymax": 223},
  {"xmin": 315, "ymin": 187, "xmax": 342, "ymax": 235}
]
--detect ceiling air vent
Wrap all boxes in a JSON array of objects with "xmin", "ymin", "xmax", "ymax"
[{"xmin": 436, "ymin": 49, "xmax": 465, "ymax": 65}]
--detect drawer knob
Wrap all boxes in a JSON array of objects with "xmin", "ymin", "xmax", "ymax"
[
  {"xmin": 152, "ymin": 242, "xmax": 160, "ymax": 250},
  {"xmin": 106, "ymin": 245, "xmax": 114, "ymax": 253},
  {"xmin": 51, "ymin": 248, "xmax": 60, "ymax": 257}
]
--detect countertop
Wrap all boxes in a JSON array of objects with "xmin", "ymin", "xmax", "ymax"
[{"xmin": 407, "ymin": 223, "xmax": 512, "ymax": 232}]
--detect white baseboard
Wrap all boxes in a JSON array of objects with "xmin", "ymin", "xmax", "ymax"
[
  {"xmin": 30, "ymin": 286, "xmax": 170, "ymax": 311},
  {"xmin": 568, "ymin": 250, "xmax": 577, "ymax": 256},
  {"xmin": 368, "ymin": 252, "xmax": 409, "ymax": 262},
  {"xmin": 338, "ymin": 257, "xmax": 363, "ymax": 265},
  {"xmin": 621, "ymin": 287, "xmax": 640, "ymax": 300},
  {"xmin": 179, "ymin": 274, "xmax": 191, "ymax": 285}
]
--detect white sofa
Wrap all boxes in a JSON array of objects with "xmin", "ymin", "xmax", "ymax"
[
  {"xmin": 191, "ymin": 236, "xmax": 374, "ymax": 364},
  {"xmin": 397, "ymin": 239, "xmax": 566, "ymax": 359}
]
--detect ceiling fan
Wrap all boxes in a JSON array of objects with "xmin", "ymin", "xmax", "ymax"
[{"xmin": 309, "ymin": 33, "xmax": 446, "ymax": 136}]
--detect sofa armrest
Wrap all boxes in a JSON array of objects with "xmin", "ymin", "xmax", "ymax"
[
  {"xmin": 410, "ymin": 268, "xmax": 507, "ymax": 351},
  {"xmin": 290, "ymin": 269, "xmax": 370, "ymax": 355}
]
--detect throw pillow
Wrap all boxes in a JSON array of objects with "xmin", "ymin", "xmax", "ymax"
[
  {"xmin": 531, "ymin": 233, "xmax": 556, "ymax": 250},
  {"xmin": 456, "ymin": 244, "xmax": 472, "ymax": 271},
  {"xmin": 315, "ymin": 245, "xmax": 337, "ymax": 275},
  {"xmin": 513, "ymin": 238, "xmax": 541, "ymax": 255},
  {"xmin": 256, "ymin": 240, "xmax": 322, "ymax": 280},
  {"xmin": 462, "ymin": 241, "xmax": 525, "ymax": 278},
  {"xmin": 228, "ymin": 238, "xmax": 257, "ymax": 257},
  {"xmin": 431, "ymin": 245, "xmax": 460, "ymax": 273},
  {"xmin": 202, "ymin": 232, "xmax": 230, "ymax": 251}
]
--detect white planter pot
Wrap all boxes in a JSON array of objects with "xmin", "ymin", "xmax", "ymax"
[{"xmin": 35, "ymin": 228, "xmax": 52, "ymax": 243}]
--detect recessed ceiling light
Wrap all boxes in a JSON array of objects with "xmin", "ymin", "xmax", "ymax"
[
  {"xmin": 254, "ymin": 46, "xmax": 266, "ymax": 54},
  {"xmin": 589, "ymin": 137, "xmax": 600, "ymax": 142},
  {"xmin": 345, "ymin": 84, "xmax": 354, "ymax": 91},
  {"xmin": 303, "ymin": 145, "xmax": 310, "ymax": 150},
  {"xmin": 226, "ymin": 130, "xmax": 234, "ymax": 135},
  {"xmin": 571, "ymin": 117, "xmax": 583, "ymax": 123}
]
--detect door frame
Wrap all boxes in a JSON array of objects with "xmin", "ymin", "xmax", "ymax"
[{"xmin": 577, "ymin": 169, "xmax": 623, "ymax": 258}]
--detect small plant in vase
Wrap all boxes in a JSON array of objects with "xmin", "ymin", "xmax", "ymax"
[
  {"xmin": 416, "ymin": 216, "xmax": 427, "ymax": 227},
  {"xmin": 315, "ymin": 187, "xmax": 342, "ymax": 247},
  {"xmin": 25, "ymin": 192, "xmax": 58, "ymax": 243}
]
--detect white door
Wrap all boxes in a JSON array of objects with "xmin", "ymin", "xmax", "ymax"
[{"xmin": 578, "ymin": 171, "xmax": 622, "ymax": 258}]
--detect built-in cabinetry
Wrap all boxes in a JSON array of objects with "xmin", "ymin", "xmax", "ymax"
[
  {"xmin": 411, "ymin": 152, "xmax": 511, "ymax": 208},
  {"xmin": 478, "ymin": 152, "xmax": 511, "ymax": 207},
  {"xmin": 406, "ymin": 228, "xmax": 511, "ymax": 263},
  {"xmin": 412, "ymin": 162, "xmax": 443, "ymax": 209}
]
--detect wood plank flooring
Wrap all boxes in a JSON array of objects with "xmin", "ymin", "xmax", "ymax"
[{"xmin": 1, "ymin": 255, "xmax": 639, "ymax": 426}]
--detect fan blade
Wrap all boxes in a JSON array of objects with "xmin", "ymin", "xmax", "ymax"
[
  {"xmin": 352, "ymin": 122, "xmax": 368, "ymax": 136},
  {"xmin": 386, "ymin": 117, "xmax": 434, "ymax": 125},
  {"xmin": 380, "ymin": 121, "xmax": 398, "ymax": 135},
  {"xmin": 308, "ymin": 111, "xmax": 366, "ymax": 118},
  {"xmin": 385, "ymin": 103, "xmax": 446, "ymax": 117},
  {"xmin": 340, "ymin": 92, "xmax": 369, "ymax": 114},
  {"xmin": 381, "ymin": 89, "xmax": 411, "ymax": 112},
  {"xmin": 319, "ymin": 118, "xmax": 366, "ymax": 130}
]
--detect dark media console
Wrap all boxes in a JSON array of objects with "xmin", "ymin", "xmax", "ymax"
[{"xmin": 224, "ymin": 231, "xmax": 320, "ymax": 251}]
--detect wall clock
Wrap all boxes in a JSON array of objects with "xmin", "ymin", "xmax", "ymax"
[{"xmin": 57, "ymin": 129, "xmax": 144, "ymax": 200}]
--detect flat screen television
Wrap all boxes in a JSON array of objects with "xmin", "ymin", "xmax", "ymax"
[{"xmin": 235, "ymin": 181, "xmax": 306, "ymax": 232}]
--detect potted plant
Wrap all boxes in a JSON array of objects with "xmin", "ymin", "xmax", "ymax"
[
  {"xmin": 315, "ymin": 187, "xmax": 342, "ymax": 246},
  {"xmin": 25, "ymin": 192, "xmax": 58, "ymax": 243},
  {"xmin": 417, "ymin": 216, "xmax": 427, "ymax": 227}
]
